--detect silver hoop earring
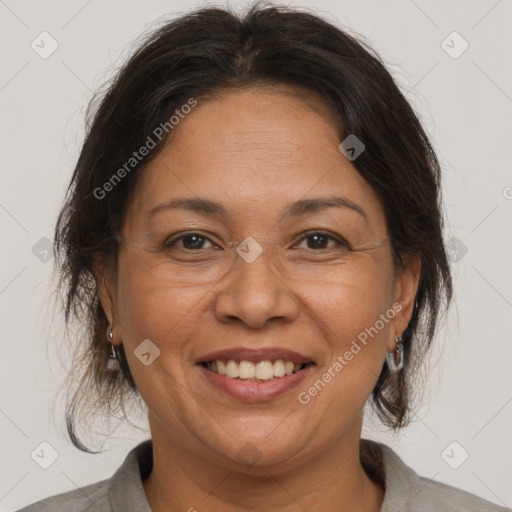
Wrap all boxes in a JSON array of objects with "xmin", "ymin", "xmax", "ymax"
[
  {"xmin": 386, "ymin": 335, "xmax": 404, "ymax": 372},
  {"xmin": 106, "ymin": 325, "xmax": 120, "ymax": 372}
]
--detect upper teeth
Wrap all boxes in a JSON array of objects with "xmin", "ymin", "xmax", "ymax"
[{"xmin": 207, "ymin": 359, "xmax": 303, "ymax": 380}]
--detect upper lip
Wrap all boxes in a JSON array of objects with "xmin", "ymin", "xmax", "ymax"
[{"xmin": 195, "ymin": 347, "xmax": 314, "ymax": 365}]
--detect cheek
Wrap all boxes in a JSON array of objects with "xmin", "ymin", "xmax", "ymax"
[
  {"xmin": 114, "ymin": 251, "xmax": 214, "ymax": 352},
  {"xmin": 302, "ymin": 256, "xmax": 393, "ymax": 336},
  {"xmin": 114, "ymin": 267, "xmax": 212, "ymax": 411},
  {"xmin": 117, "ymin": 278, "xmax": 208, "ymax": 346},
  {"xmin": 298, "ymin": 257, "xmax": 392, "ymax": 399}
]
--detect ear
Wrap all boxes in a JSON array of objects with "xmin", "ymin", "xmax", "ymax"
[
  {"xmin": 92, "ymin": 256, "xmax": 119, "ymax": 346},
  {"xmin": 388, "ymin": 252, "xmax": 421, "ymax": 351}
]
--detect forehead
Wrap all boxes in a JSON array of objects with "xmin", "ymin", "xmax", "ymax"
[
  {"xmin": 162, "ymin": 86, "xmax": 341, "ymax": 172},
  {"xmin": 126, "ymin": 86, "xmax": 386, "ymax": 231}
]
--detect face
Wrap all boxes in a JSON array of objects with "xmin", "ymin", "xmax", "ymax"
[{"xmin": 100, "ymin": 86, "xmax": 419, "ymax": 472}]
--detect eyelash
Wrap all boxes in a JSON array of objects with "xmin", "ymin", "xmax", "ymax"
[{"xmin": 162, "ymin": 231, "xmax": 349, "ymax": 251}]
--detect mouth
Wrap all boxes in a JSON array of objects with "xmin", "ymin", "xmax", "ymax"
[
  {"xmin": 198, "ymin": 359, "xmax": 315, "ymax": 382},
  {"xmin": 195, "ymin": 348, "xmax": 316, "ymax": 402}
]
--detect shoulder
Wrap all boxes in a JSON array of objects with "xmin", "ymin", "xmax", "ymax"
[
  {"xmin": 16, "ymin": 478, "xmax": 111, "ymax": 512},
  {"xmin": 360, "ymin": 439, "xmax": 510, "ymax": 512},
  {"xmin": 16, "ymin": 439, "xmax": 153, "ymax": 512},
  {"xmin": 411, "ymin": 475, "xmax": 510, "ymax": 511}
]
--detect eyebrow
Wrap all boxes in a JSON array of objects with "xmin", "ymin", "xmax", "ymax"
[{"xmin": 147, "ymin": 196, "xmax": 368, "ymax": 223}]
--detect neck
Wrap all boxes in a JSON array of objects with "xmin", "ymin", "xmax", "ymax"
[{"xmin": 142, "ymin": 416, "xmax": 384, "ymax": 512}]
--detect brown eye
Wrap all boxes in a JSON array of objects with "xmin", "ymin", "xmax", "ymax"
[
  {"xmin": 164, "ymin": 233, "xmax": 215, "ymax": 250},
  {"xmin": 295, "ymin": 232, "xmax": 347, "ymax": 250}
]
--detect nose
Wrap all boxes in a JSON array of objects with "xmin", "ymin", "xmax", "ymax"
[{"xmin": 212, "ymin": 248, "xmax": 300, "ymax": 329}]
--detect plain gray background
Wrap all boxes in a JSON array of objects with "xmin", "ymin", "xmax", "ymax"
[{"xmin": 1, "ymin": 0, "xmax": 511, "ymax": 510}]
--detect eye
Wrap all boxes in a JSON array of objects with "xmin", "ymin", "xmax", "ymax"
[
  {"xmin": 163, "ymin": 232, "xmax": 217, "ymax": 251},
  {"xmin": 294, "ymin": 231, "xmax": 348, "ymax": 250}
]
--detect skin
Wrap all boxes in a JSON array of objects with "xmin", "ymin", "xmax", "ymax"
[{"xmin": 97, "ymin": 86, "xmax": 421, "ymax": 512}]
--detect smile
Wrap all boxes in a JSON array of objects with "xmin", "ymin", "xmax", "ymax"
[
  {"xmin": 200, "ymin": 359, "xmax": 314, "ymax": 381},
  {"xmin": 197, "ymin": 360, "xmax": 316, "ymax": 402}
]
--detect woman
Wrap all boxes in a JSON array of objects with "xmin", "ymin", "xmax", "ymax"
[{"xmin": 18, "ymin": 3, "xmax": 509, "ymax": 511}]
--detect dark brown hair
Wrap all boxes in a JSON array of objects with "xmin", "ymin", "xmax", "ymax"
[{"xmin": 54, "ymin": 1, "xmax": 453, "ymax": 452}]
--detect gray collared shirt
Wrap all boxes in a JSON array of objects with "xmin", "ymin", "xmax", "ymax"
[{"xmin": 17, "ymin": 438, "xmax": 510, "ymax": 511}]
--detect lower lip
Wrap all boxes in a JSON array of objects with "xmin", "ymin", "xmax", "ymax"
[{"xmin": 196, "ymin": 364, "xmax": 315, "ymax": 403}]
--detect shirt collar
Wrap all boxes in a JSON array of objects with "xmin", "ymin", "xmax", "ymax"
[
  {"xmin": 109, "ymin": 439, "xmax": 153, "ymax": 512},
  {"xmin": 108, "ymin": 438, "xmax": 422, "ymax": 511},
  {"xmin": 361, "ymin": 439, "xmax": 426, "ymax": 511}
]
